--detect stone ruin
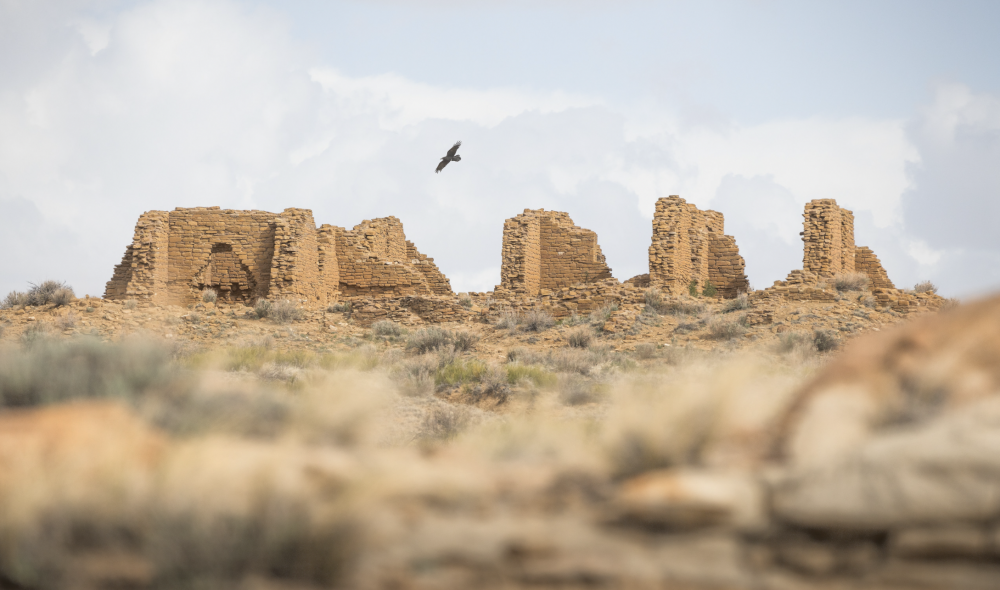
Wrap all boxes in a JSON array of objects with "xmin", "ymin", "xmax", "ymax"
[
  {"xmin": 105, "ymin": 195, "xmax": 934, "ymax": 316},
  {"xmin": 766, "ymin": 198, "xmax": 899, "ymax": 301},
  {"xmin": 648, "ymin": 195, "xmax": 749, "ymax": 298},
  {"xmin": 105, "ymin": 207, "xmax": 450, "ymax": 306},
  {"xmin": 495, "ymin": 209, "xmax": 613, "ymax": 297}
]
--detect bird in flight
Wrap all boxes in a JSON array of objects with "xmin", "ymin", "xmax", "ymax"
[{"xmin": 435, "ymin": 141, "xmax": 462, "ymax": 173}]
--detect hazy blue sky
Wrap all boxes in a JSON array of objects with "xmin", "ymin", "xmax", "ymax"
[{"xmin": 2, "ymin": 0, "xmax": 999, "ymax": 298}]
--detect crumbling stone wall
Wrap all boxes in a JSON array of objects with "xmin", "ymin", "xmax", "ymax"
[
  {"xmin": 332, "ymin": 217, "xmax": 452, "ymax": 298},
  {"xmin": 802, "ymin": 199, "xmax": 856, "ymax": 277},
  {"xmin": 648, "ymin": 196, "xmax": 749, "ymax": 298},
  {"xmin": 498, "ymin": 209, "xmax": 612, "ymax": 296},
  {"xmin": 106, "ymin": 209, "xmax": 448, "ymax": 306},
  {"xmin": 855, "ymin": 246, "xmax": 895, "ymax": 290}
]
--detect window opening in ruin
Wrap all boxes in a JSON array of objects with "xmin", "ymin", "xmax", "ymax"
[{"xmin": 193, "ymin": 243, "xmax": 258, "ymax": 303}]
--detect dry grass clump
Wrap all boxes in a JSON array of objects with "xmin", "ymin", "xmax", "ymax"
[
  {"xmin": 201, "ymin": 287, "xmax": 218, "ymax": 303},
  {"xmin": 505, "ymin": 362, "xmax": 556, "ymax": 387},
  {"xmin": 253, "ymin": 298, "xmax": 272, "ymax": 319},
  {"xmin": 860, "ymin": 294, "xmax": 877, "ymax": 308},
  {"xmin": 722, "ymin": 292, "xmax": 750, "ymax": 313},
  {"xmin": 706, "ymin": 314, "xmax": 748, "ymax": 340},
  {"xmin": 370, "ymin": 319, "xmax": 404, "ymax": 338},
  {"xmin": 124, "ymin": 299, "xmax": 138, "ymax": 310},
  {"xmin": 833, "ymin": 272, "xmax": 870, "ymax": 292},
  {"xmin": 495, "ymin": 309, "xmax": 519, "ymax": 330},
  {"xmin": 566, "ymin": 326, "xmax": 593, "ymax": 349},
  {"xmin": 914, "ymin": 280, "xmax": 938, "ymax": 294},
  {"xmin": 589, "ymin": 303, "xmax": 618, "ymax": 327},
  {"xmin": 451, "ymin": 330, "xmax": 479, "ymax": 352},
  {"xmin": 470, "ymin": 366, "xmax": 511, "ymax": 403},
  {"xmin": 458, "ymin": 293, "xmax": 473, "ymax": 308}
]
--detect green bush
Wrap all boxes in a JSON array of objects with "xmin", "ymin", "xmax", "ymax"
[
  {"xmin": 702, "ymin": 282, "xmax": 717, "ymax": 297},
  {"xmin": 688, "ymin": 279, "xmax": 699, "ymax": 297},
  {"xmin": 505, "ymin": 363, "xmax": 556, "ymax": 387}
]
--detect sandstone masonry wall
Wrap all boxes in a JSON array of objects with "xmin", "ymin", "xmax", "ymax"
[
  {"xmin": 333, "ymin": 217, "xmax": 452, "ymax": 298},
  {"xmin": 855, "ymin": 246, "xmax": 895, "ymax": 290},
  {"xmin": 648, "ymin": 196, "xmax": 749, "ymax": 298},
  {"xmin": 498, "ymin": 209, "xmax": 612, "ymax": 296},
  {"xmin": 802, "ymin": 199, "xmax": 856, "ymax": 277},
  {"xmin": 106, "ymin": 209, "xmax": 449, "ymax": 305}
]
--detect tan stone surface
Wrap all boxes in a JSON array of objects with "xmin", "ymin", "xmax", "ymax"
[{"xmin": 648, "ymin": 196, "xmax": 749, "ymax": 298}]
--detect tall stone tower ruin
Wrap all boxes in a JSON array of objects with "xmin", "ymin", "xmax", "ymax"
[{"xmin": 648, "ymin": 196, "xmax": 749, "ymax": 298}]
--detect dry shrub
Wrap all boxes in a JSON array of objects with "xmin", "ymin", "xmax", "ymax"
[
  {"xmin": 470, "ymin": 366, "xmax": 511, "ymax": 404},
  {"xmin": 860, "ymin": 294, "xmax": 877, "ymax": 308},
  {"xmin": 458, "ymin": 293, "xmax": 473, "ymax": 308},
  {"xmin": 270, "ymin": 299, "xmax": 302, "ymax": 324},
  {"xmin": 633, "ymin": 343, "xmax": 658, "ymax": 360},
  {"xmin": 420, "ymin": 404, "xmax": 471, "ymax": 441},
  {"xmin": 589, "ymin": 303, "xmax": 618, "ymax": 327},
  {"xmin": 406, "ymin": 327, "xmax": 452, "ymax": 354},
  {"xmin": 21, "ymin": 281, "xmax": 74, "ymax": 307},
  {"xmin": 495, "ymin": 309, "xmax": 519, "ymax": 330},
  {"xmin": 833, "ymin": 272, "xmax": 870, "ymax": 292},
  {"xmin": 1, "ymin": 291, "xmax": 28, "ymax": 309},
  {"xmin": 914, "ymin": 280, "xmax": 938, "ymax": 294},
  {"xmin": 124, "ymin": 299, "xmax": 138, "ymax": 311},
  {"xmin": 55, "ymin": 312, "xmax": 77, "ymax": 331},
  {"xmin": 505, "ymin": 363, "xmax": 556, "ymax": 387},
  {"xmin": 50, "ymin": 288, "xmax": 74, "ymax": 307},
  {"xmin": 521, "ymin": 309, "xmax": 555, "ymax": 332},
  {"xmin": 707, "ymin": 314, "xmax": 747, "ymax": 340},
  {"xmin": 549, "ymin": 349, "xmax": 595, "ymax": 375},
  {"xmin": 328, "ymin": 301, "xmax": 352, "ymax": 313},
  {"xmin": 253, "ymin": 298, "xmax": 272, "ymax": 319},
  {"xmin": 559, "ymin": 375, "xmax": 604, "ymax": 406},
  {"xmin": 777, "ymin": 331, "xmax": 815, "ymax": 356},
  {"xmin": 722, "ymin": 292, "xmax": 749, "ymax": 313},
  {"xmin": 201, "ymin": 288, "xmax": 218, "ymax": 303},
  {"xmin": 370, "ymin": 319, "xmax": 403, "ymax": 337},
  {"xmin": 506, "ymin": 347, "xmax": 547, "ymax": 365},
  {"xmin": 566, "ymin": 327, "xmax": 593, "ymax": 349},
  {"xmin": 0, "ymin": 338, "xmax": 179, "ymax": 408},
  {"xmin": 396, "ymin": 355, "xmax": 437, "ymax": 396},
  {"xmin": 451, "ymin": 330, "xmax": 479, "ymax": 352},
  {"xmin": 813, "ymin": 328, "xmax": 841, "ymax": 352}
]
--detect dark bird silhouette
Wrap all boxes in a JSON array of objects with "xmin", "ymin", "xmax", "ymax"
[{"xmin": 435, "ymin": 141, "xmax": 462, "ymax": 173}]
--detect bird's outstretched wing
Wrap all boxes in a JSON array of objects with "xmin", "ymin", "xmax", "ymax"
[
  {"xmin": 446, "ymin": 141, "xmax": 461, "ymax": 158},
  {"xmin": 435, "ymin": 159, "xmax": 449, "ymax": 173}
]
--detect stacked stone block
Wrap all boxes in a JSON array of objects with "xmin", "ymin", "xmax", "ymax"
[
  {"xmin": 105, "ymin": 209, "xmax": 449, "ymax": 306},
  {"xmin": 333, "ymin": 217, "xmax": 452, "ymax": 298},
  {"xmin": 498, "ymin": 209, "xmax": 612, "ymax": 296},
  {"xmin": 498, "ymin": 211, "xmax": 541, "ymax": 295},
  {"xmin": 648, "ymin": 196, "xmax": 749, "ymax": 298},
  {"xmin": 802, "ymin": 199, "xmax": 856, "ymax": 277},
  {"xmin": 855, "ymin": 246, "xmax": 895, "ymax": 290}
]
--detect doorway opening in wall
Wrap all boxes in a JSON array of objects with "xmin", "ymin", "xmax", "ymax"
[{"xmin": 193, "ymin": 243, "xmax": 259, "ymax": 303}]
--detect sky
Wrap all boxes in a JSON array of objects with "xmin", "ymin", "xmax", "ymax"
[{"xmin": 1, "ymin": 0, "xmax": 999, "ymax": 299}]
